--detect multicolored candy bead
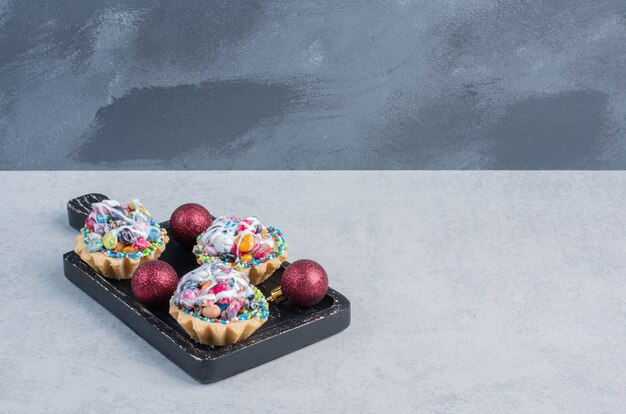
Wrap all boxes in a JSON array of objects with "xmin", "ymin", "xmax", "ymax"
[
  {"xmin": 102, "ymin": 231, "xmax": 118, "ymax": 249},
  {"xmin": 147, "ymin": 228, "xmax": 160, "ymax": 242},
  {"xmin": 134, "ymin": 237, "xmax": 150, "ymax": 250},
  {"xmin": 87, "ymin": 239, "xmax": 103, "ymax": 252},
  {"xmin": 129, "ymin": 198, "xmax": 141, "ymax": 211}
]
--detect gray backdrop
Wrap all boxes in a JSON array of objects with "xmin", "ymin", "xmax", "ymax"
[{"xmin": 1, "ymin": 1, "xmax": 626, "ymax": 169}]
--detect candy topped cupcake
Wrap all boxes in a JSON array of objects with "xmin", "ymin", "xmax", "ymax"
[
  {"xmin": 74, "ymin": 199, "xmax": 169, "ymax": 279},
  {"xmin": 169, "ymin": 261, "xmax": 269, "ymax": 346},
  {"xmin": 193, "ymin": 216, "xmax": 288, "ymax": 285}
]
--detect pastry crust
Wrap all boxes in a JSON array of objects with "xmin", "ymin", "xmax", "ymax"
[
  {"xmin": 240, "ymin": 252, "xmax": 288, "ymax": 285},
  {"xmin": 74, "ymin": 231, "xmax": 169, "ymax": 279},
  {"xmin": 169, "ymin": 300, "xmax": 267, "ymax": 346}
]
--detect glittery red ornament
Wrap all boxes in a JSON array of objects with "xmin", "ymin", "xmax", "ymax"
[
  {"xmin": 281, "ymin": 259, "xmax": 329, "ymax": 307},
  {"xmin": 131, "ymin": 261, "xmax": 179, "ymax": 306},
  {"xmin": 169, "ymin": 203, "xmax": 213, "ymax": 247}
]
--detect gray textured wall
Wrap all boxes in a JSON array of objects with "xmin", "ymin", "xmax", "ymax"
[{"xmin": 1, "ymin": 1, "xmax": 626, "ymax": 169}]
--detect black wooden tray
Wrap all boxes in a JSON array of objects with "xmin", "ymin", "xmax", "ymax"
[{"xmin": 63, "ymin": 194, "xmax": 350, "ymax": 383}]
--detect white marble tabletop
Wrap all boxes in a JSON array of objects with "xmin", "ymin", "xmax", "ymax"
[{"xmin": 1, "ymin": 171, "xmax": 624, "ymax": 413}]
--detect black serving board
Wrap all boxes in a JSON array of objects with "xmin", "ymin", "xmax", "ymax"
[{"xmin": 63, "ymin": 194, "xmax": 350, "ymax": 383}]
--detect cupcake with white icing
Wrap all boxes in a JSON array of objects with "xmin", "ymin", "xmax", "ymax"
[
  {"xmin": 74, "ymin": 199, "xmax": 169, "ymax": 279},
  {"xmin": 169, "ymin": 261, "xmax": 269, "ymax": 346},
  {"xmin": 193, "ymin": 215, "xmax": 288, "ymax": 285}
]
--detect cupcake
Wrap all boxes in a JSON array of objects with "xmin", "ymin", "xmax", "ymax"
[
  {"xmin": 169, "ymin": 261, "xmax": 269, "ymax": 346},
  {"xmin": 193, "ymin": 216, "xmax": 288, "ymax": 285},
  {"xmin": 74, "ymin": 198, "xmax": 169, "ymax": 279}
]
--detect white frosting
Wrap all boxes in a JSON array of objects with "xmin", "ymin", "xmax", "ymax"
[
  {"xmin": 92, "ymin": 199, "xmax": 120, "ymax": 216},
  {"xmin": 89, "ymin": 200, "xmax": 157, "ymax": 241},
  {"xmin": 199, "ymin": 216, "xmax": 238, "ymax": 254},
  {"xmin": 173, "ymin": 262, "xmax": 253, "ymax": 309},
  {"xmin": 197, "ymin": 215, "xmax": 274, "ymax": 256}
]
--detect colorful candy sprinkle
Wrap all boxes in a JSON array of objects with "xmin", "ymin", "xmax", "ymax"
[{"xmin": 87, "ymin": 239, "xmax": 103, "ymax": 252}]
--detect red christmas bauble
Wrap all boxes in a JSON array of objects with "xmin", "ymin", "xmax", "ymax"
[
  {"xmin": 131, "ymin": 261, "xmax": 179, "ymax": 306},
  {"xmin": 281, "ymin": 259, "xmax": 329, "ymax": 307},
  {"xmin": 169, "ymin": 203, "xmax": 213, "ymax": 247}
]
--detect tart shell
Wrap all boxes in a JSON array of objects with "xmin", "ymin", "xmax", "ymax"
[
  {"xmin": 74, "ymin": 231, "xmax": 169, "ymax": 279},
  {"xmin": 169, "ymin": 300, "xmax": 267, "ymax": 346},
  {"xmin": 241, "ymin": 252, "xmax": 288, "ymax": 285}
]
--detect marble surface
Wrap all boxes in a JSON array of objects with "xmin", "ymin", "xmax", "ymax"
[
  {"xmin": 1, "ymin": 171, "xmax": 625, "ymax": 413},
  {"xmin": 2, "ymin": 1, "xmax": 626, "ymax": 169}
]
